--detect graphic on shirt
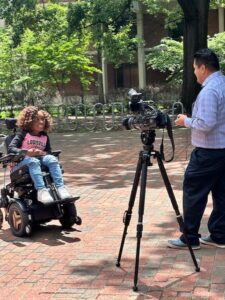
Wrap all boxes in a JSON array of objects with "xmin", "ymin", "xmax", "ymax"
[{"xmin": 21, "ymin": 133, "xmax": 47, "ymax": 151}]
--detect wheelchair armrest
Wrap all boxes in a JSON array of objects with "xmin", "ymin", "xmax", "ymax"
[
  {"xmin": 0, "ymin": 153, "xmax": 24, "ymax": 164},
  {"xmin": 51, "ymin": 150, "xmax": 61, "ymax": 157}
]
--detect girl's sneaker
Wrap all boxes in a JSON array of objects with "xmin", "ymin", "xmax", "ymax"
[
  {"xmin": 57, "ymin": 186, "xmax": 71, "ymax": 200},
  {"xmin": 38, "ymin": 188, "xmax": 54, "ymax": 204}
]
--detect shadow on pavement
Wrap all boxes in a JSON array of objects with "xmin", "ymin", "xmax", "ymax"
[
  {"xmin": 52, "ymin": 130, "xmax": 189, "ymax": 191},
  {"xmin": 0, "ymin": 224, "xmax": 81, "ymax": 247}
]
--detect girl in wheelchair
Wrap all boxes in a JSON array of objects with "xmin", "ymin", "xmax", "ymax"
[{"xmin": 8, "ymin": 106, "xmax": 71, "ymax": 205}]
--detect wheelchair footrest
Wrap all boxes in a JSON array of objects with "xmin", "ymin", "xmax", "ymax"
[{"xmin": 45, "ymin": 196, "xmax": 80, "ymax": 206}]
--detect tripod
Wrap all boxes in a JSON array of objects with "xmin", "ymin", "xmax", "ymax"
[{"xmin": 116, "ymin": 130, "xmax": 200, "ymax": 291}]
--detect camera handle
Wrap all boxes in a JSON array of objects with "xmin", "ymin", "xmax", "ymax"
[
  {"xmin": 116, "ymin": 144, "xmax": 200, "ymax": 291},
  {"xmin": 160, "ymin": 114, "xmax": 175, "ymax": 162}
]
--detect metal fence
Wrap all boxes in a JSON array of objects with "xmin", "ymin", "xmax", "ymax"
[{"xmin": 0, "ymin": 101, "xmax": 184, "ymax": 132}]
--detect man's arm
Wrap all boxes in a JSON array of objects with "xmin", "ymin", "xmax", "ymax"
[{"xmin": 175, "ymin": 89, "xmax": 218, "ymax": 131}]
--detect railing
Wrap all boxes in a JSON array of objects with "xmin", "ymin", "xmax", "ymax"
[{"xmin": 0, "ymin": 101, "xmax": 184, "ymax": 132}]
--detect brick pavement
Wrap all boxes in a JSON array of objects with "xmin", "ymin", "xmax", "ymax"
[{"xmin": 0, "ymin": 128, "xmax": 224, "ymax": 299}]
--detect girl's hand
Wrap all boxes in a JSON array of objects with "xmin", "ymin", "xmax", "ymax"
[{"xmin": 27, "ymin": 148, "xmax": 46, "ymax": 157}]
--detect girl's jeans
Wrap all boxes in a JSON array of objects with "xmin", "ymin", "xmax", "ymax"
[{"xmin": 12, "ymin": 154, "xmax": 64, "ymax": 190}]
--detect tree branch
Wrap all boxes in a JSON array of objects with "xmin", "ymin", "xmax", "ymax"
[{"xmin": 83, "ymin": 0, "xmax": 132, "ymax": 30}]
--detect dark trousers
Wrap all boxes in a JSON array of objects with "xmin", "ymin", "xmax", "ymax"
[{"xmin": 180, "ymin": 148, "xmax": 225, "ymax": 245}]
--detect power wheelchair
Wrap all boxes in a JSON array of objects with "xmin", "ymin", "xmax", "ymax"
[{"xmin": 0, "ymin": 118, "xmax": 82, "ymax": 237}]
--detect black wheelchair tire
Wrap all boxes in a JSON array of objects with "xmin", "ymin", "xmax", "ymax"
[
  {"xmin": 8, "ymin": 202, "xmax": 31, "ymax": 237},
  {"xmin": 59, "ymin": 202, "xmax": 78, "ymax": 228}
]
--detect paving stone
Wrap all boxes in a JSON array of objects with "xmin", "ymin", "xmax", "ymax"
[{"xmin": 0, "ymin": 129, "xmax": 221, "ymax": 299}]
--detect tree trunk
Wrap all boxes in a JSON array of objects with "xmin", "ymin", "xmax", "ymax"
[
  {"xmin": 178, "ymin": 0, "xmax": 210, "ymax": 114},
  {"xmin": 97, "ymin": 50, "xmax": 104, "ymax": 103}
]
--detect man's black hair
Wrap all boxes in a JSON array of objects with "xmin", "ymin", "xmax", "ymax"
[{"xmin": 194, "ymin": 48, "xmax": 220, "ymax": 71}]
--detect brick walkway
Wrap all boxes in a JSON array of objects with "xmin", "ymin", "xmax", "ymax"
[{"xmin": 0, "ymin": 129, "xmax": 224, "ymax": 300}]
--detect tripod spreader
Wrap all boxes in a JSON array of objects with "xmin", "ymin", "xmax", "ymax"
[{"xmin": 116, "ymin": 135, "xmax": 200, "ymax": 291}]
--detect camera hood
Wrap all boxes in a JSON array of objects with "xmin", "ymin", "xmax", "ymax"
[{"xmin": 127, "ymin": 89, "xmax": 142, "ymax": 102}]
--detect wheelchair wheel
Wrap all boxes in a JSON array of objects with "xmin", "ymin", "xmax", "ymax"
[
  {"xmin": 8, "ymin": 203, "xmax": 32, "ymax": 237},
  {"xmin": 59, "ymin": 203, "xmax": 81, "ymax": 228}
]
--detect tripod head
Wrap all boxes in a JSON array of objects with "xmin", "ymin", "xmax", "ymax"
[{"xmin": 140, "ymin": 130, "xmax": 155, "ymax": 152}]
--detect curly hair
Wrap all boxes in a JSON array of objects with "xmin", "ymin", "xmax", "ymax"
[{"xmin": 16, "ymin": 106, "xmax": 53, "ymax": 132}]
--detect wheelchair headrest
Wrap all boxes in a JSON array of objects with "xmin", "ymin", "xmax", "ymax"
[{"xmin": 5, "ymin": 118, "xmax": 17, "ymax": 130}]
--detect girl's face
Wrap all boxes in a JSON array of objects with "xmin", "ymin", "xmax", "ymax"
[{"xmin": 30, "ymin": 111, "xmax": 46, "ymax": 134}]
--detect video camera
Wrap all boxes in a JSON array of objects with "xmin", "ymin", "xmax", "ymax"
[
  {"xmin": 122, "ymin": 89, "xmax": 168, "ymax": 131},
  {"xmin": 122, "ymin": 89, "xmax": 175, "ymax": 162}
]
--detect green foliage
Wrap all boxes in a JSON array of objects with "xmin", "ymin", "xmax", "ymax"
[
  {"xmin": 208, "ymin": 32, "xmax": 225, "ymax": 70},
  {"xmin": 67, "ymin": 2, "xmax": 87, "ymax": 35},
  {"xmin": 67, "ymin": 0, "xmax": 137, "ymax": 66},
  {"xmin": 141, "ymin": 0, "xmax": 171, "ymax": 14},
  {"xmin": 146, "ymin": 32, "xmax": 225, "ymax": 86},
  {"xmin": 0, "ymin": 3, "xmax": 100, "ymax": 106},
  {"xmin": 210, "ymin": 0, "xmax": 225, "ymax": 8},
  {"xmin": 0, "ymin": 0, "xmax": 38, "ymax": 46},
  {"xmin": 144, "ymin": 0, "xmax": 225, "ymax": 87},
  {"xmin": 102, "ymin": 24, "xmax": 138, "ymax": 66},
  {"xmin": 0, "ymin": 0, "xmax": 37, "ymax": 22},
  {"xmin": 146, "ymin": 37, "xmax": 183, "ymax": 85},
  {"xmin": 2, "ymin": 0, "xmax": 225, "ymax": 108},
  {"xmin": 0, "ymin": 28, "xmax": 13, "ymax": 89},
  {"xmin": 141, "ymin": 0, "xmax": 182, "ymax": 28},
  {"xmin": 142, "ymin": 0, "xmax": 225, "ymax": 34},
  {"xmin": 0, "ymin": 0, "xmax": 138, "ymax": 108},
  {"xmin": 18, "ymin": 23, "xmax": 99, "ymax": 93},
  {"xmin": 142, "ymin": 0, "xmax": 225, "ymax": 14}
]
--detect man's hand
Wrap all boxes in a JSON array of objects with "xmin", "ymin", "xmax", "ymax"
[
  {"xmin": 175, "ymin": 114, "xmax": 187, "ymax": 126},
  {"xmin": 27, "ymin": 148, "xmax": 46, "ymax": 157}
]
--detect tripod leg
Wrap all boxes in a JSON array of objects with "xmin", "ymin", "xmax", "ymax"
[
  {"xmin": 133, "ymin": 153, "xmax": 149, "ymax": 291},
  {"xmin": 156, "ymin": 154, "xmax": 200, "ymax": 272},
  {"xmin": 116, "ymin": 152, "xmax": 142, "ymax": 268}
]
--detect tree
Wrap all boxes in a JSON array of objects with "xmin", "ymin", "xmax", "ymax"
[
  {"xmin": 209, "ymin": 32, "xmax": 225, "ymax": 70},
  {"xmin": 0, "ymin": 0, "xmax": 38, "ymax": 46},
  {"xmin": 143, "ymin": 0, "xmax": 209, "ymax": 113},
  {"xmin": 146, "ymin": 34, "xmax": 225, "ymax": 86},
  {"xmin": 177, "ymin": 0, "xmax": 210, "ymax": 114},
  {"xmin": 0, "ymin": 28, "xmax": 17, "ymax": 107},
  {"xmin": 18, "ymin": 29, "xmax": 100, "ymax": 103},
  {"xmin": 1, "ymin": 0, "xmax": 225, "ymax": 109},
  {"xmin": 67, "ymin": 0, "xmax": 137, "ymax": 66},
  {"xmin": 143, "ymin": 0, "xmax": 225, "ymax": 113},
  {"xmin": 0, "ymin": 3, "xmax": 100, "ymax": 106},
  {"xmin": 146, "ymin": 37, "xmax": 183, "ymax": 85},
  {"xmin": 67, "ymin": 0, "xmax": 138, "ymax": 101},
  {"xmin": 0, "ymin": 0, "xmax": 138, "ymax": 104}
]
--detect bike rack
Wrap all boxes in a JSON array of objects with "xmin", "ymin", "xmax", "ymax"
[{"xmin": 0, "ymin": 101, "xmax": 185, "ymax": 132}]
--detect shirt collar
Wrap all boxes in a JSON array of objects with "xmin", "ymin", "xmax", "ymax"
[{"xmin": 202, "ymin": 70, "xmax": 222, "ymax": 87}]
